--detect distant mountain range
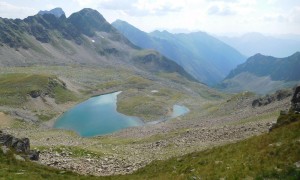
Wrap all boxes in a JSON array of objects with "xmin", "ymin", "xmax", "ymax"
[
  {"xmin": 219, "ymin": 52, "xmax": 300, "ymax": 94},
  {"xmin": 112, "ymin": 20, "xmax": 246, "ymax": 85},
  {"xmin": 0, "ymin": 8, "xmax": 196, "ymax": 82},
  {"xmin": 219, "ymin": 32, "xmax": 300, "ymax": 58}
]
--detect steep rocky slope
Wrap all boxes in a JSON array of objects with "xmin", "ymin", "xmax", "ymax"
[{"xmin": 0, "ymin": 8, "xmax": 195, "ymax": 82}]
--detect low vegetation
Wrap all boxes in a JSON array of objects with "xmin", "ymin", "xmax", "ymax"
[
  {"xmin": 0, "ymin": 150, "xmax": 87, "ymax": 179},
  {"xmin": 0, "ymin": 73, "xmax": 77, "ymax": 107},
  {"xmin": 0, "ymin": 74, "xmax": 49, "ymax": 106},
  {"xmin": 118, "ymin": 120, "xmax": 300, "ymax": 179},
  {"xmin": 117, "ymin": 88, "xmax": 184, "ymax": 121}
]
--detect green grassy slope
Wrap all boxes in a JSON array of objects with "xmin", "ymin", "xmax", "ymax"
[
  {"xmin": 1, "ymin": 116, "xmax": 299, "ymax": 179},
  {"xmin": 119, "ymin": 119, "xmax": 300, "ymax": 179},
  {"xmin": 0, "ymin": 73, "xmax": 77, "ymax": 106},
  {"xmin": 0, "ymin": 151, "xmax": 85, "ymax": 180}
]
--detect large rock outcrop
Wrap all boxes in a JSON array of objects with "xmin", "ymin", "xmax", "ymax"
[
  {"xmin": 252, "ymin": 89, "xmax": 292, "ymax": 107},
  {"xmin": 270, "ymin": 85, "xmax": 300, "ymax": 131},
  {"xmin": 291, "ymin": 86, "xmax": 300, "ymax": 112},
  {"xmin": 0, "ymin": 131, "xmax": 39, "ymax": 161}
]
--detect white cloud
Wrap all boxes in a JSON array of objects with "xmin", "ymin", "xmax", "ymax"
[
  {"xmin": 73, "ymin": 0, "xmax": 185, "ymax": 16},
  {"xmin": 263, "ymin": 14, "xmax": 289, "ymax": 23},
  {"xmin": 290, "ymin": 6, "xmax": 300, "ymax": 23},
  {"xmin": 73, "ymin": 0, "xmax": 99, "ymax": 7},
  {"xmin": 207, "ymin": 5, "xmax": 236, "ymax": 16},
  {"xmin": 0, "ymin": 1, "xmax": 35, "ymax": 19},
  {"xmin": 130, "ymin": 0, "xmax": 183, "ymax": 16},
  {"xmin": 0, "ymin": 0, "xmax": 298, "ymax": 35},
  {"xmin": 98, "ymin": 0, "xmax": 136, "ymax": 10},
  {"xmin": 207, "ymin": 0, "xmax": 238, "ymax": 3}
]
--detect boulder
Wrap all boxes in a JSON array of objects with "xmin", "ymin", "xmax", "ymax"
[
  {"xmin": 0, "ymin": 131, "xmax": 39, "ymax": 161},
  {"xmin": 29, "ymin": 90, "xmax": 41, "ymax": 98},
  {"xmin": 0, "ymin": 132, "xmax": 13, "ymax": 146},
  {"xmin": 1, "ymin": 146, "xmax": 9, "ymax": 154},
  {"xmin": 14, "ymin": 154, "xmax": 25, "ymax": 161},
  {"xmin": 291, "ymin": 86, "xmax": 300, "ymax": 112},
  {"xmin": 11, "ymin": 137, "xmax": 30, "ymax": 153},
  {"xmin": 252, "ymin": 89, "xmax": 292, "ymax": 108},
  {"xmin": 28, "ymin": 150, "xmax": 40, "ymax": 161},
  {"xmin": 275, "ymin": 89, "xmax": 292, "ymax": 101}
]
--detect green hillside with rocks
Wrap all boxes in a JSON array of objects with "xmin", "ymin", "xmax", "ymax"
[{"xmin": 1, "ymin": 87, "xmax": 299, "ymax": 179}]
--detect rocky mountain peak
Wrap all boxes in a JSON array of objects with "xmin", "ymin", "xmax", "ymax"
[
  {"xmin": 38, "ymin": 7, "xmax": 65, "ymax": 18},
  {"xmin": 68, "ymin": 8, "xmax": 117, "ymax": 37}
]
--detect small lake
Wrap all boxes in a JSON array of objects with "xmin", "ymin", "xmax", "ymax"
[
  {"xmin": 54, "ymin": 91, "xmax": 189, "ymax": 137},
  {"xmin": 171, "ymin": 105, "xmax": 190, "ymax": 118}
]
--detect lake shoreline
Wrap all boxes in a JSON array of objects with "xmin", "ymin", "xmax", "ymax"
[
  {"xmin": 53, "ymin": 91, "xmax": 143, "ymax": 137},
  {"xmin": 51, "ymin": 91, "xmax": 190, "ymax": 137}
]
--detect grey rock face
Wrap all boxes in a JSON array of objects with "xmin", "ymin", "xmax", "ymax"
[
  {"xmin": 38, "ymin": 8, "xmax": 65, "ymax": 18},
  {"xmin": 252, "ymin": 89, "xmax": 292, "ymax": 107},
  {"xmin": 11, "ymin": 137, "xmax": 30, "ymax": 153},
  {"xmin": 291, "ymin": 86, "xmax": 300, "ymax": 112},
  {"xmin": 0, "ymin": 131, "xmax": 39, "ymax": 161},
  {"xmin": 0, "ymin": 133, "xmax": 13, "ymax": 146},
  {"xmin": 269, "ymin": 85, "xmax": 300, "ymax": 131},
  {"xmin": 28, "ymin": 150, "xmax": 40, "ymax": 161}
]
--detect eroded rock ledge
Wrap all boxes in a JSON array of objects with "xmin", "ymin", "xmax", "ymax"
[
  {"xmin": 270, "ymin": 85, "xmax": 300, "ymax": 130},
  {"xmin": 0, "ymin": 131, "xmax": 39, "ymax": 161}
]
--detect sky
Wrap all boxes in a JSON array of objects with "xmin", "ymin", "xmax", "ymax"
[{"xmin": 0, "ymin": 0, "xmax": 299, "ymax": 36}]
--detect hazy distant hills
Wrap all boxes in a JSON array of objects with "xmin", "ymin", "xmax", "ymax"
[
  {"xmin": 0, "ymin": 8, "xmax": 196, "ymax": 82},
  {"xmin": 112, "ymin": 20, "xmax": 246, "ymax": 85},
  {"xmin": 219, "ymin": 32, "xmax": 300, "ymax": 58},
  {"xmin": 220, "ymin": 52, "xmax": 300, "ymax": 94}
]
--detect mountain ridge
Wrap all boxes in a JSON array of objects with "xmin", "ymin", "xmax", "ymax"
[
  {"xmin": 112, "ymin": 20, "xmax": 246, "ymax": 85},
  {"xmin": 0, "ymin": 8, "xmax": 196, "ymax": 82},
  {"xmin": 220, "ymin": 52, "xmax": 300, "ymax": 94},
  {"xmin": 38, "ymin": 7, "xmax": 65, "ymax": 18},
  {"xmin": 225, "ymin": 52, "xmax": 300, "ymax": 81}
]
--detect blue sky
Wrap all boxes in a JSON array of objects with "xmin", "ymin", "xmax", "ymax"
[{"xmin": 0, "ymin": 0, "xmax": 299, "ymax": 35}]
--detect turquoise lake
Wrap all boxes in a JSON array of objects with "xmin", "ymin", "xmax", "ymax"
[{"xmin": 54, "ymin": 91, "xmax": 189, "ymax": 137}]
